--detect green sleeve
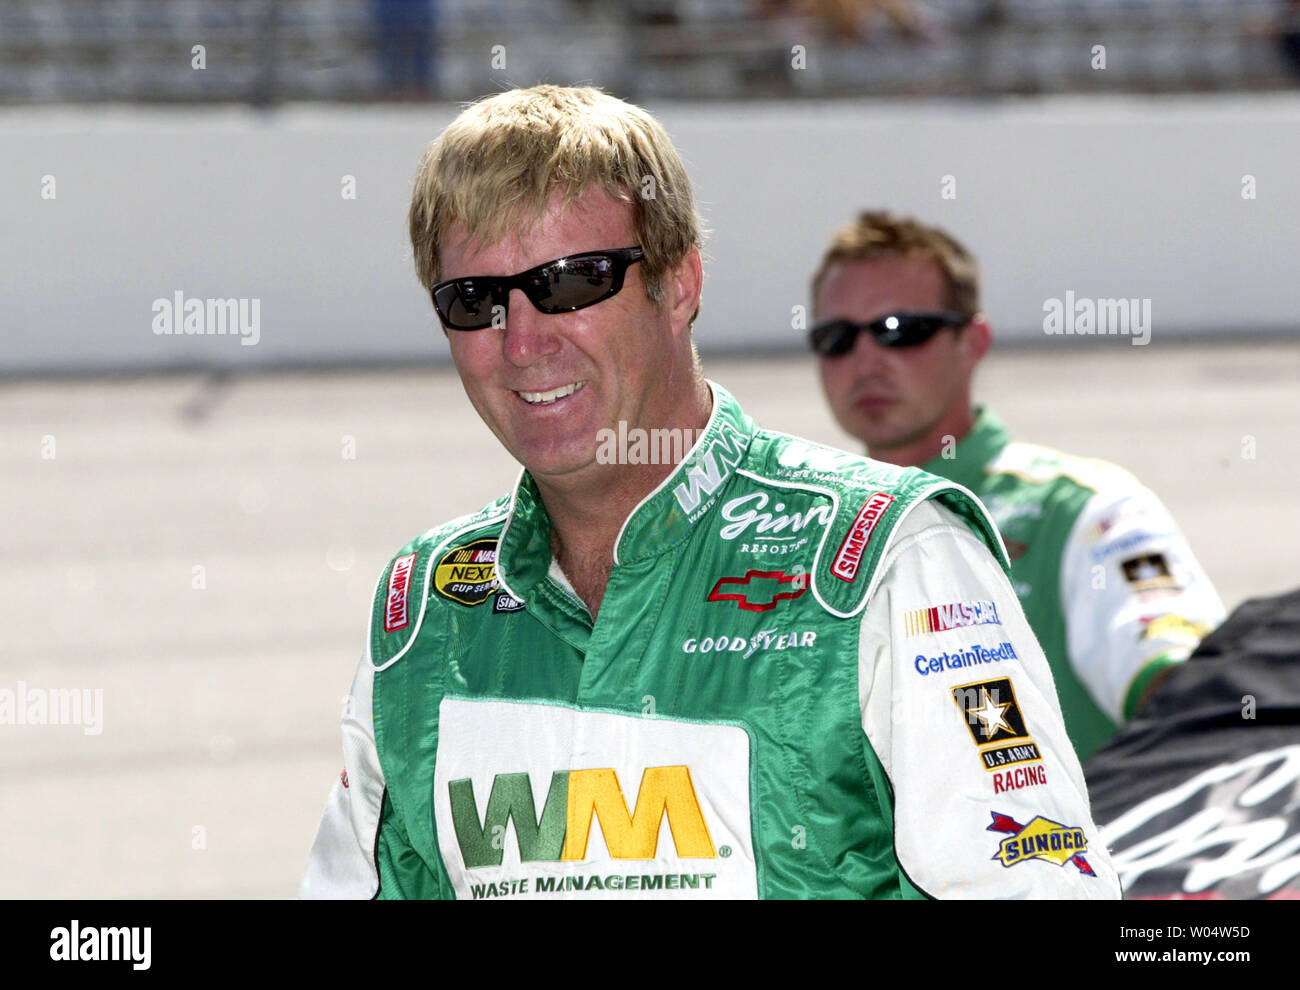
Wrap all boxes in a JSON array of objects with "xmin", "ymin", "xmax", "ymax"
[{"xmin": 1121, "ymin": 653, "xmax": 1183, "ymax": 722}]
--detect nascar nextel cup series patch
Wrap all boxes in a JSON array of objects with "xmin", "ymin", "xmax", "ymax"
[{"xmin": 434, "ymin": 538, "xmax": 499, "ymax": 606}]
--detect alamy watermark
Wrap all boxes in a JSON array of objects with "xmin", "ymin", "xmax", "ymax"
[
  {"xmin": 1042, "ymin": 291, "xmax": 1151, "ymax": 346},
  {"xmin": 0, "ymin": 681, "xmax": 103, "ymax": 735},
  {"xmin": 596, "ymin": 421, "xmax": 706, "ymax": 465},
  {"xmin": 50, "ymin": 921, "xmax": 150, "ymax": 970},
  {"xmin": 152, "ymin": 290, "xmax": 261, "ymax": 345}
]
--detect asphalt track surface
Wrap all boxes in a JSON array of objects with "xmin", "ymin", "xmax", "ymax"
[{"xmin": 2, "ymin": 340, "xmax": 1297, "ymax": 898}]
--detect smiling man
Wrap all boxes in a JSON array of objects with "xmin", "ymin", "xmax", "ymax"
[
  {"xmin": 300, "ymin": 88, "xmax": 1119, "ymax": 900},
  {"xmin": 809, "ymin": 210, "xmax": 1226, "ymax": 763}
]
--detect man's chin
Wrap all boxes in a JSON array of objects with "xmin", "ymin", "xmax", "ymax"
[
  {"xmin": 841, "ymin": 408, "xmax": 904, "ymax": 448},
  {"xmin": 512, "ymin": 441, "xmax": 601, "ymax": 481}
]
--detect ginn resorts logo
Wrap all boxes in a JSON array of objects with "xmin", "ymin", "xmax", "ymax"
[{"xmin": 450, "ymin": 766, "xmax": 716, "ymax": 869}]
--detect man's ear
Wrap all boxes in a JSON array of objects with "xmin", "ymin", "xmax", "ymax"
[
  {"xmin": 962, "ymin": 315, "xmax": 993, "ymax": 367},
  {"xmin": 664, "ymin": 246, "xmax": 704, "ymax": 339}
]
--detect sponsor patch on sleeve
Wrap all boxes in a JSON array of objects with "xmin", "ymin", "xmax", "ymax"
[
  {"xmin": 1138, "ymin": 613, "xmax": 1211, "ymax": 645},
  {"xmin": 1121, "ymin": 553, "xmax": 1181, "ymax": 593},
  {"xmin": 987, "ymin": 812, "xmax": 1095, "ymax": 876},
  {"xmin": 434, "ymin": 538, "xmax": 499, "ymax": 607},
  {"xmin": 951, "ymin": 677, "xmax": 1044, "ymax": 772},
  {"xmin": 903, "ymin": 599, "xmax": 1002, "ymax": 636}
]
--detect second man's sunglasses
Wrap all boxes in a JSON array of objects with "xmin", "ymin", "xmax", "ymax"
[
  {"xmin": 431, "ymin": 246, "xmax": 645, "ymax": 331},
  {"xmin": 809, "ymin": 311, "xmax": 970, "ymax": 357}
]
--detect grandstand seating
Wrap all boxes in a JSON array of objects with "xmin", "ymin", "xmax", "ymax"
[{"xmin": 0, "ymin": 0, "xmax": 1292, "ymax": 102}]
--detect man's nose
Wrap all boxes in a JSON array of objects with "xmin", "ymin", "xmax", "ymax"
[
  {"xmin": 501, "ymin": 288, "xmax": 561, "ymax": 366},
  {"xmin": 847, "ymin": 324, "xmax": 891, "ymax": 370}
]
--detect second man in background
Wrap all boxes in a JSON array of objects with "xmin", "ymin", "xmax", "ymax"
[{"xmin": 807, "ymin": 210, "xmax": 1226, "ymax": 761}]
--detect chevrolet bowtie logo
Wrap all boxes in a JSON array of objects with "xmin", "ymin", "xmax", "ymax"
[{"xmin": 706, "ymin": 569, "xmax": 808, "ymax": 612}]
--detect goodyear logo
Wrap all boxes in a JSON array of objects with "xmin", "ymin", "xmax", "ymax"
[
  {"xmin": 988, "ymin": 812, "xmax": 1095, "ymax": 876},
  {"xmin": 434, "ymin": 538, "xmax": 498, "ymax": 606},
  {"xmin": 449, "ymin": 766, "xmax": 716, "ymax": 869}
]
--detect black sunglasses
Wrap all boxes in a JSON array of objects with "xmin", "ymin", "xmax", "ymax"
[
  {"xmin": 809, "ymin": 311, "xmax": 971, "ymax": 357},
  {"xmin": 431, "ymin": 246, "xmax": 645, "ymax": 331}
]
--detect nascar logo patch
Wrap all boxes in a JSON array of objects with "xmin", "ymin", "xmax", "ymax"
[{"xmin": 434, "ymin": 538, "xmax": 499, "ymax": 607}]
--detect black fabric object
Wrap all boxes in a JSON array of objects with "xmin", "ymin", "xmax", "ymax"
[{"xmin": 1084, "ymin": 587, "xmax": 1300, "ymax": 899}]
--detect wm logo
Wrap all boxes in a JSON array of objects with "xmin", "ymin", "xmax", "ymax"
[
  {"xmin": 672, "ymin": 423, "xmax": 748, "ymax": 514},
  {"xmin": 448, "ymin": 766, "xmax": 716, "ymax": 869}
]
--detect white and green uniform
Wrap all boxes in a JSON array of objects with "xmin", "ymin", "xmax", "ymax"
[
  {"xmin": 302, "ymin": 384, "xmax": 1119, "ymax": 899},
  {"xmin": 922, "ymin": 407, "xmax": 1226, "ymax": 762}
]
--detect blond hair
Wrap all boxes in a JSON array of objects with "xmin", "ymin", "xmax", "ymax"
[
  {"xmin": 409, "ymin": 85, "xmax": 703, "ymax": 313},
  {"xmin": 811, "ymin": 210, "xmax": 981, "ymax": 317}
]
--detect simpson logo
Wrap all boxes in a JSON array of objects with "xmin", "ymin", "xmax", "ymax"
[
  {"xmin": 903, "ymin": 600, "xmax": 1002, "ymax": 637},
  {"xmin": 383, "ymin": 552, "xmax": 417, "ymax": 632},
  {"xmin": 434, "ymin": 538, "xmax": 499, "ymax": 606},
  {"xmin": 434, "ymin": 700, "xmax": 757, "ymax": 899},
  {"xmin": 831, "ymin": 493, "xmax": 894, "ymax": 582},
  {"xmin": 707, "ymin": 569, "xmax": 808, "ymax": 612},
  {"xmin": 988, "ymin": 812, "xmax": 1095, "ymax": 876},
  {"xmin": 494, "ymin": 591, "xmax": 525, "ymax": 614}
]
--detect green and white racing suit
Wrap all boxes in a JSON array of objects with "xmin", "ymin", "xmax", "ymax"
[
  {"xmin": 921, "ymin": 407, "xmax": 1226, "ymax": 762},
  {"xmin": 302, "ymin": 384, "xmax": 1120, "ymax": 899}
]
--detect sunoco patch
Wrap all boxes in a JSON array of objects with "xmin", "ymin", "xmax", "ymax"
[{"xmin": 434, "ymin": 538, "xmax": 499, "ymax": 606}]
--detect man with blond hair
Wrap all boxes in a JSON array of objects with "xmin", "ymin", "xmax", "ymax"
[
  {"xmin": 808, "ymin": 210, "xmax": 1225, "ymax": 763},
  {"xmin": 301, "ymin": 89, "xmax": 1119, "ymax": 900}
]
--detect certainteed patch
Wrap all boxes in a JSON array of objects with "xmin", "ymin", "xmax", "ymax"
[{"xmin": 434, "ymin": 538, "xmax": 499, "ymax": 606}]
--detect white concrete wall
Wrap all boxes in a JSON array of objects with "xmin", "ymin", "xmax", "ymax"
[{"xmin": 3, "ymin": 94, "xmax": 1297, "ymax": 373}]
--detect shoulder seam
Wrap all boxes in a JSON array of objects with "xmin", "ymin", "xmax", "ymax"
[{"xmin": 986, "ymin": 441, "xmax": 1140, "ymax": 495}]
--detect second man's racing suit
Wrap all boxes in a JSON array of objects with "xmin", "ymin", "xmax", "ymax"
[{"xmin": 921, "ymin": 407, "xmax": 1225, "ymax": 762}]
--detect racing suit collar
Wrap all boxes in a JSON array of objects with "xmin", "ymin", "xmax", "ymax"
[
  {"xmin": 919, "ymin": 405, "xmax": 1011, "ymax": 490},
  {"xmin": 495, "ymin": 381, "xmax": 758, "ymax": 600}
]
